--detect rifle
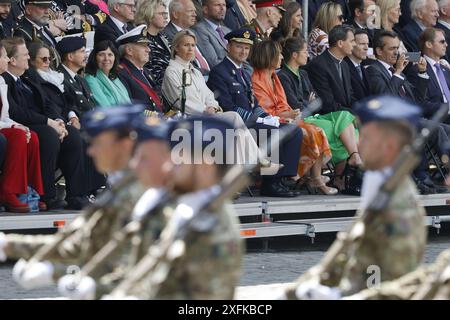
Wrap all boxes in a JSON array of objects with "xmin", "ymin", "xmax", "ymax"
[
  {"xmin": 296, "ymin": 104, "xmax": 449, "ymax": 289},
  {"xmin": 105, "ymin": 99, "xmax": 323, "ymax": 298},
  {"xmin": 26, "ymin": 170, "xmax": 137, "ymax": 265}
]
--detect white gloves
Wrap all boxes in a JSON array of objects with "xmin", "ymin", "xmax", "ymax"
[
  {"xmin": 58, "ymin": 274, "xmax": 96, "ymax": 300},
  {"xmin": 295, "ymin": 280, "xmax": 341, "ymax": 300},
  {"xmin": 0, "ymin": 232, "xmax": 7, "ymax": 262},
  {"xmin": 12, "ymin": 258, "xmax": 54, "ymax": 289},
  {"xmin": 257, "ymin": 116, "xmax": 280, "ymax": 128}
]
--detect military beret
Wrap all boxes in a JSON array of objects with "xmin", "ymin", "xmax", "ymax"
[
  {"xmin": 116, "ymin": 24, "xmax": 150, "ymax": 47},
  {"xmin": 224, "ymin": 28, "xmax": 256, "ymax": 45},
  {"xmin": 167, "ymin": 116, "xmax": 236, "ymax": 165},
  {"xmin": 81, "ymin": 104, "xmax": 145, "ymax": 138},
  {"xmin": 56, "ymin": 36, "xmax": 86, "ymax": 56},
  {"xmin": 252, "ymin": 0, "xmax": 285, "ymax": 11},
  {"xmin": 135, "ymin": 118, "xmax": 169, "ymax": 143},
  {"xmin": 353, "ymin": 96, "xmax": 422, "ymax": 127}
]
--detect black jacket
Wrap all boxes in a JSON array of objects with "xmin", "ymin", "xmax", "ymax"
[
  {"xmin": 94, "ymin": 16, "xmax": 133, "ymax": 47},
  {"xmin": 344, "ymin": 57, "xmax": 371, "ymax": 102},
  {"xmin": 277, "ymin": 65, "xmax": 315, "ymax": 111},
  {"xmin": 303, "ymin": 50, "xmax": 355, "ymax": 114}
]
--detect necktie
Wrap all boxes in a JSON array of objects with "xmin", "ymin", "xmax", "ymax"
[
  {"xmin": 435, "ymin": 63, "xmax": 450, "ymax": 103},
  {"xmin": 356, "ymin": 64, "xmax": 363, "ymax": 81},
  {"xmin": 389, "ymin": 67, "xmax": 406, "ymax": 97},
  {"xmin": 16, "ymin": 78, "xmax": 31, "ymax": 94},
  {"xmin": 122, "ymin": 24, "xmax": 128, "ymax": 33},
  {"xmin": 336, "ymin": 62, "xmax": 343, "ymax": 81},
  {"xmin": 216, "ymin": 26, "xmax": 227, "ymax": 46},
  {"xmin": 194, "ymin": 47, "xmax": 209, "ymax": 71},
  {"xmin": 237, "ymin": 68, "xmax": 247, "ymax": 88}
]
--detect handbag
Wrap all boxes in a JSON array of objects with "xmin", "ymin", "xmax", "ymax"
[{"xmin": 17, "ymin": 186, "xmax": 41, "ymax": 213}]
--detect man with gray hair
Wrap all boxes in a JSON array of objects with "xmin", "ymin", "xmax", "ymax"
[
  {"xmin": 402, "ymin": 0, "xmax": 440, "ymax": 51},
  {"xmin": 436, "ymin": 0, "xmax": 450, "ymax": 61},
  {"xmin": 93, "ymin": 0, "xmax": 136, "ymax": 47},
  {"xmin": 244, "ymin": 0, "xmax": 284, "ymax": 42},
  {"xmin": 191, "ymin": 0, "xmax": 231, "ymax": 68},
  {"xmin": 163, "ymin": 0, "xmax": 210, "ymax": 75}
]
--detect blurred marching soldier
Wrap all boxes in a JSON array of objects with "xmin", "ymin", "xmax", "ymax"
[
  {"xmin": 244, "ymin": 0, "xmax": 284, "ymax": 42},
  {"xmin": 57, "ymin": 119, "xmax": 174, "ymax": 299},
  {"xmin": 107, "ymin": 116, "xmax": 243, "ymax": 299},
  {"xmin": 56, "ymin": 36, "xmax": 96, "ymax": 116},
  {"xmin": 284, "ymin": 96, "xmax": 427, "ymax": 299},
  {"xmin": 0, "ymin": 105, "xmax": 147, "ymax": 290},
  {"xmin": 117, "ymin": 25, "xmax": 165, "ymax": 114}
]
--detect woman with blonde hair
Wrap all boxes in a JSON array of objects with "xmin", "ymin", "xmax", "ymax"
[
  {"xmin": 308, "ymin": 1, "xmax": 344, "ymax": 58},
  {"xmin": 135, "ymin": 0, "xmax": 171, "ymax": 87},
  {"xmin": 376, "ymin": 0, "xmax": 407, "ymax": 53}
]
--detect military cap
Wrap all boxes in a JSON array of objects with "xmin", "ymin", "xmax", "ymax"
[
  {"xmin": 116, "ymin": 24, "xmax": 150, "ymax": 47},
  {"xmin": 56, "ymin": 36, "xmax": 86, "ymax": 56},
  {"xmin": 23, "ymin": 0, "xmax": 52, "ymax": 6},
  {"xmin": 252, "ymin": 0, "xmax": 285, "ymax": 11},
  {"xmin": 353, "ymin": 96, "xmax": 422, "ymax": 127},
  {"xmin": 81, "ymin": 104, "xmax": 145, "ymax": 138},
  {"xmin": 224, "ymin": 28, "xmax": 256, "ymax": 45}
]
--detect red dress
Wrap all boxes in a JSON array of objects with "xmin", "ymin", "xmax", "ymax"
[{"xmin": 0, "ymin": 103, "xmax": 44, "ymax": 197}]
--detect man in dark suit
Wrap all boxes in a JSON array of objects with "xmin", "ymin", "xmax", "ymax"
[
  {"xmin": 401, "ymin": 0, "xmax": 439, "ymax": 51},
  {"xmin": 224, "ymin": 0, "xmax": 247, "ymax": 31},
  {"xmin": 436, "ymin": 0, "xmax": 450, "ymax": 61},
  {"xmin": 117, "ymin": 25, "xmax": 164, "ymax": 113},
  {"xmin": 304, "ymin": 24, "xmax": 356, "ymax": 115},
  {"xmin": 207, "ymin": 28, "xmax": 303, "ymax": 197},
  {"xmin": 192, "ymin": 0, "xmax": 231, "ymax": 68},
  {"xmin": 344, "ymin": 29, "xmax": 371, "ymax": 101},
  {"xmin": 3, "ymin": 37, "xmax": 90, "ymax": 209},
  {"xmin": 56, "ymin": 37, "xmax": 95, "ymax": 119},
  {"xmin": 348, "ymin": 0, "xmax": 376, "ymax": 46},
  {"xmin": 93, "ymin": 0, "xmax": 135, "ymax": 47}
]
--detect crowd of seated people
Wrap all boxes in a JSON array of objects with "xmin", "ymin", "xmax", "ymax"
[{"xmin": 2, "ymin": 0, "xmax": 450, "ymax": 214}]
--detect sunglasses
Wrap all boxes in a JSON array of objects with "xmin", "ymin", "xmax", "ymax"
[
  {"xmin": 438, "ymin": 39, "xmax": 447, "ymax": 44},
  {"xmin": 39, "ymin": 56, "xmax": 51, "ymax": 62},
  {"xmin": 338, "ymin": 15, "xmax": 345, "ymax": 21}
]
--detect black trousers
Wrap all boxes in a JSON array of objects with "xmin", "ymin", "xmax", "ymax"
[
  {"xmin": 248, "ymin": 122, "xmax": 302, "ymax": 178},
  {"xmin": 0, "ymin": 132, "xmax": 6, "ymax": 169},
  {"xmin": 29, "ymin": 124, "xmax": 87, "ymax": 200},
  {"xmin": 83, "ymin": 140, "xmax": 106, "ymax": 194}
]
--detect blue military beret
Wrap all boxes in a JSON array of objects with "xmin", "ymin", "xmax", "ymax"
[
  {"xmin": 81, "ymin": 104, "xmax": 145, "ymax": 138},
  {"xmin": 167, "ymin": 116, "xmax": 235, "ymax": 164},
  {"xmin": 135, "ymin": 120, "xmax": 169, "ymax": 143},
  {"xmin": 353, "ymin": 96, "xmax": 422, "ymax": 127},
  {"xmin": 56, "ymin": 36, "xmax": 86, "ymax": 56},
  {"xmin": 224, "ymin": 28, "xmax": 256, "ymax": 45}
]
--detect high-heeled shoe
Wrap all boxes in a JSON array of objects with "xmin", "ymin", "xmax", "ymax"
[
  {"xmin": 307, "ymin": 177, "xmax": 338, "ymax": 195},
  {"xmin": 340, "ymin": 152, "xmax": 363, "ymax": 195}
]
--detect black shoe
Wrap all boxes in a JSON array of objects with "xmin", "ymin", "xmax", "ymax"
[
  {"xmin": 260, "ymin": 181, "xmax": 298, "ymax": 197},
  {"xmin": 66, "ymin": 196, "xmax": 90, "ymax": 210},
  {"xmin": 415, "ymin": 180, "xmax": 436, "ymax": 195},
  {"xmin": 422, "ymin": 177, "xmax": 449, "ymax": 193},
  {"xmin": 43, "ymin": 198, "xmax": 67, "ymax": 210}
]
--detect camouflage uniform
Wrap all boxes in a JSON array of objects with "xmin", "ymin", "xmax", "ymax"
[
  {"xmin": 286, "ymin": 176, "xmax": 427, "ymax": 298},
  {"xmin": 243, "ymin": 19, "xmax": 268, "ymax": 42},
  {"xmin": 5, "ymin": 169, "xmax": 146, "ymax": 280},
  {"xmin": 127, "ymin": 195, "xmax": 243, "ymax": 300}
]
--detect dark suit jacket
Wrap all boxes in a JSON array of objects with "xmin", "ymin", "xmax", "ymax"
[
  {"xmin": 365, "ymin": 59, "xmax": 428, "ymax": 104},
  {"xmin": 349, "ymin": 19, "xmax": 374, "ymax": 47},
  {"xmin": 58, "ymin": 65, "xmax": 96, "ymax": 116},
  {"xmin": 14, "ymin": 17, "xmax": 57, "ymax": 47},
  {"xmin": 344, "ymin": 57, "xmax": 371, "ymax": 102},
  {"xmin": 277, "ymin": 65, "xmax": 315, "ymax": 110},
  {"xmin": 303, "ymin": 50, "xmax": 355, "ymax": 114},
  {"xmin": 224, "ymin": 0, "xmax": 247, "ymax": 31},
  {"xmin": 408, "ymin": 61, "xmax": 450, "ymax": 118},
  {"xmin": 207, "ymin": 57, "xmax": 267, "ymax": 122},
  {"xmin": 162, "ymin": 22, "xmax": 179, "ymax": 44},
  {"xmin": 2, "ymin": 71, "xmax": 60, "ymax": 125},
  {"xmin": 118, "ymin": 58, "xmax": 162, "ymax": 112},
  {"xmin": 436, "ymin": 21, "xmax": 450, "ymax": 61},
  {"xmin": 94, "ymin": 16, "xmax": 133, "ymax": 47},
  {"xmin": 401, "ymin": 20, "xmax": 422, "ymax": 52}
]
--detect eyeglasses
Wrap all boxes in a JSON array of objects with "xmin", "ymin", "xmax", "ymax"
[
  {"xmin": 438, "ymin": 40, "xmax": 447, "ymax": 44},
  {"xmin": 120, "ymin": 3, "xmax": 136, "ymax": 9},
  {"xmin": 39, "ymin": 56, "xmax": 51, "ymax": 62},
  {"xmin": 338, "ymin": 15, "xmax": 345, "ymax": 22},
  {"xmin": 156, "ymin": 12, "xmax": 169, "ymax": 16}
]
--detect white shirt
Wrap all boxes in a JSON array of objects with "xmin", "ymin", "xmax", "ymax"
[
  {"xmin": 110, "ymin": 15, "xmax": 126, "ymax": 33},
  {"xmin": 438, "ymin": 19, "xmax": 450, "ymax": 30},
  {"xmin": 0, "ymin": 75, "xmax": 19, "ymax": 129},
  {"xmin": 424, "ymin": 55, "xmax": 448, "ymax": 103},
  {"xmin": 162, "ymin": 56, "xmax": 219, "ymax": 115},
  {"xmin": 377, "ymin": 59, "xmax": 404, "ymax": 80}
]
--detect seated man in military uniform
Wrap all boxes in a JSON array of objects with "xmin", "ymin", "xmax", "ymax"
[
  {"xmin": 117, "ymin": 25, "xmax": 164, "ymax": 114},
  {"xmin": 207, "ymin": 27, "xmax": 303, "ymax": 197},
  {"xmin": 244, "ymin": 0, "xmax": 284, "ymax": 42}
]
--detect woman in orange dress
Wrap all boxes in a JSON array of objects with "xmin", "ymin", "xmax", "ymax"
[{"xmin": 250, "ymin": 39, "xmax": 336, "ymax": 195}]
